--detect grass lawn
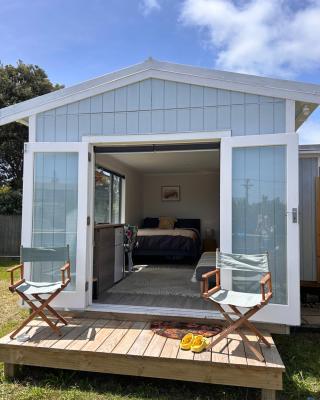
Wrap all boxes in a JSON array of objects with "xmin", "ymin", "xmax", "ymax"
[{"xmin": 0, "ymin": 259, "xmax": 319, "ymax": 400}]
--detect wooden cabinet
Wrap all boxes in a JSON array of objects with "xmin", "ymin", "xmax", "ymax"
[{"xmin": 93, "ymin": 224, "xmax": 124, "ymax": 299}]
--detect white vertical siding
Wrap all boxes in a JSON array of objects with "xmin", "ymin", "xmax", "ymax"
[{"xmin": 36, "ymin": 78, "xmax": 286, "ymax": 141}]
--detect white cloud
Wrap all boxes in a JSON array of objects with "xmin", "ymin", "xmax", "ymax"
[
  {"xmin": 180, "ymin": 0, "xmax": 320, "ymax": 77},
  {"xmin": 298, "ymin": 109, "xmax": 320, "ymax": 144},
  {"xmin": 140, "ymin": 0, "xmax": 161, "ymax": 16}
]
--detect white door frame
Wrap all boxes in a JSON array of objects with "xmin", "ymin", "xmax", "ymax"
[
  {"xmin": 220, "ymin": 133, "xmax": 300, "ymax": 325},
  {"xmin": 22, "ymin": 142, "xmax": 90, "ymax": 309},
  {"xmin": 85, "ymin": 131, "xmax": 231, "ymax": 307}
]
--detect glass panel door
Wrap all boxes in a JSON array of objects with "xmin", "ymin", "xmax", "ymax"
[
  {"xmin": 220, "ymin": 133, "xmax": 300, "ymax": 325},
  {"xmin": 232, "ymin": 146, "xmax": 287, "ymax": 304},
  {"xmin": 22, "ymin": 142, "xmax": 90, "ymax": 309}
]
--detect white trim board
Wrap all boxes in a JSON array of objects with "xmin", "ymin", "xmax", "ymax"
[
  {"xmin": 83, "ymin": 131, "xmax": 231, "ymax": 145},
  {"xmin": 1, "ymin": 58, "xmax": 320, "ymax": 126}
]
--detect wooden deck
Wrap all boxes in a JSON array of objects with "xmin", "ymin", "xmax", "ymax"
[{"xmin": 0, "ymin": 317, "xmax": 285, "ymax": 399}]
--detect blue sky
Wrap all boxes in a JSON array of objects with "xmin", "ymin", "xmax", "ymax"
[{"xmin": 1, "ymin": 0, "xmax": 320, "ymax": 143}]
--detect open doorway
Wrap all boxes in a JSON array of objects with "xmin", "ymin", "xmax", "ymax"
[{"xmin": 92, "ymin": 143, "xmax": 220, "ymax": 312}]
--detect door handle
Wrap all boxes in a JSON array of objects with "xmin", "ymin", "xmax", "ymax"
[{"xmin": 286, "ymin": 208, "xmax": 298, "ymax": 223}]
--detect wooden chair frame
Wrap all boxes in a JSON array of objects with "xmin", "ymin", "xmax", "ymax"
[
  {"xmin": 201, "ymin": 266, "xmax": 273, "ymax": 362},
  {"xmin": 7, "ymin": 258, "xmax": 71, "ymax": 340}
]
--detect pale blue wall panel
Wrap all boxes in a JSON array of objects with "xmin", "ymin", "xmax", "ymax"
[
  {"xmin": 151, "ymin": 79, "xmax": 164, "ymax": 109},
  {"xmin": 274, "ymin": 101, "xmax": 286, "ymax": 133},
  {"xmin": 164, "ymin": 81, "xmax": 177, "ymax": 109},
  {"xmin": 43, "ymin": 115, "xmax": 55, "ymax": 141},
  {"xmin": 204, "ymin": 107, "xmax": 217, "ymax": 131},
  {"xmin": 152, "ymin": 110, "xmax": 164, "ymax": 132},
  {"xmin": 217, "ymin": 106, "xmax": 230, "ymax": 129},
  {"xmin": 36, "ymin": 115, "xmax": 44, "ymax": 141},
  {"xmin": 127, "ymin": 83, "xmax": 139, "ymax": 111},
  {"xmin": 56, "ymin": 105, "xmax": 68, "ymax": 115},
  {"xmin": 177, "ymin": 109, "xmax": 190, "ymax": 132},
  {"xmin": 245, "ymin": 104, "xmax": 259, "ymax": 135},
  {"xmin": 127, "ymin": 111, "xmax": 139, "ymax": 134},
  {"xmin": 190, "ymin": 85, "xmax": 203, "ymax": 107},
  {"xmin": 79, "ymin": 114, "xmax": 90, "ymax": 137},
  {"xmin": 231, "ymin": 91, "xmax": 245, "ymax": 104},
  {"xmin": 218, "ymin": 89, "xmax": 231, "ymax": 106},
  {"xmin": 139, "ymin": 110, "xmax": 151, "ymax": 133},
  {"xmin": 177, "ymin": 83, "xmax": 190, "ymax": 108},
  {"xmin": 190, "ymin": 108, "xmax": 203, "ymax": 131},
  {"xmin": 36, "ymin": 78, "xmax": 287, "ymax": 140},
  {"xmin": 164, "ymin": 109, "xmax": 176, "ymax": 132},
  {"xmin": 67, "ymin": 102, "xmax": 79, "ymax": 115},
  {"xmin": 260, "ymin": 102, "xmax": 274, "ymax": 134},
  {"xmin": 115, "ymin": 87, "xmax": 127, "ymax": 112},
  {"xmin": 139, "ymin": 80, "xmax": 151, "ymax": 110},
  {"xmin": 245, "ymin": 93, "xmax": 259, "ymax": 104},
  {"xmin": 67, "ymin": 115, "xmax": 79, "ymax": 142},
  {"xmin": 90, "ymin": 113, "xmax": 102, "ymax": 135},
  {"xmin": 91, "ymin": 95, "xmax": 103, "ymax": 113},
  {"xmin": 55, "ymin": 115, "xmax": 67, "ymax": 142},
  {"xmin": 115, "ymin": 112, "xmax": 126, "ymax": 134},
  {"xmin": 204, "ymin": 87, "xmax": 217, "ymax": 106},
  {"xmin": 103, "ymin": 91, "xmax": 115, "ymax": 112},
  {"xmin": 102, "ymin": 113, "xmax": 114, "ymax": 134},
  {"xmin": 231, "ymin": 105, "xmax": 245, "ymax": 136},
  {"xmin": 79, "ymin": 98, "xmax": 90, "ymax": 113}
]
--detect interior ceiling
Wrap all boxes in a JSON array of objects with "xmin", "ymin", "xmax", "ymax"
[{"xmin": 104, "ymin": 150, "xmax": 220, "ymax": 174}]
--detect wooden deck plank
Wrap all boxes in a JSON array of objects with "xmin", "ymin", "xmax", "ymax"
[
  {"xmin": 261, "ymin": 343, "xmax": 285, "ymax": 370},
  {"xmin": 211, "ymin": 337, "xmax": 229, "ymax": 364},
  {"xmin": 0, "ymin": 319, "xmax": 42, "ymax": 345},
  {"xmin": 112, "ymin": 321, "xmax": 146, "ymax": 354},
  {"xmin": 244, "ymin": 340, "xmax": 266, "ymax": 367},
  {"xmin": 127, "ymin": 323, "xmax": 155, "ymax": 356},
  {"xmin": 51, "ymin": 319, "xmax": 97, "ymax": 350},
  {"xmin": 35, "ymin": 319, "xmax": 84, "ymax": 348},
  {"xmin": 227, "ymin": 334, "xmax": 247, "ymax": 365},
  {"xmin": 160, "ymin": 338, "xmax": 180, "ymax": 359},
  {"xmin": 67, "ymin": 319, "xmax": 107, "ymax": 351},
  {"xmin": 81, "ymin": 319, "xmax": 123, "ymax": 352},
  {"xmin": 96, "ymin": 320, "xmax": 133, "ymax": 353},
  {"xmin": 144, "ymin": 332, "xmax": 167, "ymax": 358}
]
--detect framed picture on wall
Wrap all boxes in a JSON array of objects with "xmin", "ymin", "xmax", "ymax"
[{"xmin": 161, "ymin": 185, "xmax": 180, "ymax": 201}]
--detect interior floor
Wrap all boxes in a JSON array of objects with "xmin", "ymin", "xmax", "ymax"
[{"xmin": 94, "ymin": 263, "xmax": 213, "ymax": 311}]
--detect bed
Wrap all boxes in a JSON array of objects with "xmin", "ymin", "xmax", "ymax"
[{"xmin": 133, "ymin": 218, "xmax": 201, "ymax": 262}]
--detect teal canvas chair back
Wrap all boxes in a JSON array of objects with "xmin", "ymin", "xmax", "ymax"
[
  {"xmin": 20, "ymin": 246, "xmax": 70, "ymax": 263},
  {"xmin": 216, "ymin": 250, "xmax": 269, "ymax": 274}
]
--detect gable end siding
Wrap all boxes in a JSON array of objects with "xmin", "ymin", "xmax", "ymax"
[{"xmin": 35, "ymin": 79, "xmax": 286, "ymax": 141}]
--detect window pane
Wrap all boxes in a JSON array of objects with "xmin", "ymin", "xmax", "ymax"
[
  {"xmin": 32, "ymin": 153, "xmax": 78, "ymax": 290},
  {"xmin": 232, "ymin": 146, "xmax": 287, "ymax": 304},
  {"xmin": 95, "ymin": 168, "xmax": 111, "ymax": 224}
]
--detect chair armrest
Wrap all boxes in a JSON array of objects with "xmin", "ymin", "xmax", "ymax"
[
  {"xmin": 60, "ymin": 262, "xmax": 71, "ymax": 287},
  {"xmin": 201, "ymin": 268, "xmax": 221, "ymax": 298},
  {"xmin": 7, "ymin": 264, "xmax": 24, "ymax": 290},
  {"xmin": 260, "ymin": 272, "xmax": 272, "ymax": 303}
]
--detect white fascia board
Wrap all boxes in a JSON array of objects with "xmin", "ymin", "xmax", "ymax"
[{"xmin": 1, "ymin": 58, "xmax": 320, "ymax": 126}]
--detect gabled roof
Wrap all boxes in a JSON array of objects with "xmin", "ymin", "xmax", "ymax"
[{"xmin": 1, "ymin": 58, "xmax": 320, "ymax": 127}]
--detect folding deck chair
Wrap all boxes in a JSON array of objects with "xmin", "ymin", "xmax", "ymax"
[
  {"xmin": 201, "ymin": 249, "xmax": 272, "ymax": 361},
  {"xmin": 7, "ymin": 246, "xmax": 71, "ymax": 340}
]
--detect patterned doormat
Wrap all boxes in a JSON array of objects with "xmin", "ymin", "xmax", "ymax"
[{"xmin": 151, "ymin": 321, "xmax": 221, "ymax": 340}]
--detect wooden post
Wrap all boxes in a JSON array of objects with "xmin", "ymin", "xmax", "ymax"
[
  {"xmin": 3, "ymin": 363, "xmax": 20, "ymax": 380},
  {"xmin": 261, "ymin": 389, "xmax": 276, "ymax": 400}
]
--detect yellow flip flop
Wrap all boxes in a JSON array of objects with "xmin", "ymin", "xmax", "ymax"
[
  {"xmin": 191, "ymin": 335, "xmax": 210, "ymax": 353},
  {"xmin": 179, "ymin": 333, "xmax": 194, "ymax": 350}
]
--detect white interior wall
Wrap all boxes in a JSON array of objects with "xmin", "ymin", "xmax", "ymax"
[
  {"xmin": 95, "ymin": 154, "xmax": 143, "ymax": 226},
  {"xmin": 142, "ymin": 172, "xmax": 220, "ymax": 241}
]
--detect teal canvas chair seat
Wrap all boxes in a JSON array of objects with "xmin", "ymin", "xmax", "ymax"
[
  {"xmin": 7, "ymin": 246, "xmax": 71, "ymax": 340},
  {"xmin": 201, "ymin": 250, "xmax": 273, "ymax": 362}
]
